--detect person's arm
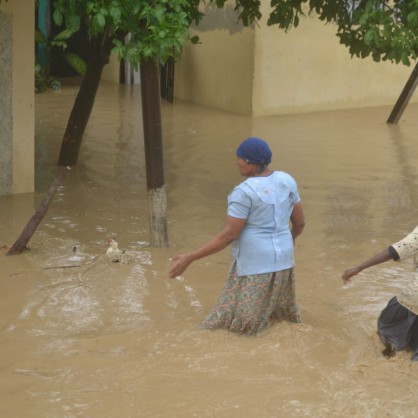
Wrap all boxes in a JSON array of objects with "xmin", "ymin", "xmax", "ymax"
[
  {"xmin": 168, "ymin": 216, "xmax": 246, "ymax": 278},
  {"xmin": 290, "ymin": 202, "xmax": 305, "ymax": 242},
  {"xmin": 341, "ymin": 248, "xmax": 393, "ymax": 283}
]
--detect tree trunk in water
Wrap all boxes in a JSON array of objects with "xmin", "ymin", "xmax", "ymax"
[
  {"xmin": 140, "ymin": 58, "xmax": 169, "ymax": 248},
  {"xmin": 6, "ymin": 167, "xmax": 71, "ymax": 255},
  {"xmin": 58, "ymin": 35, "xmax": 112, "ymax": 166},
  {"xmin": 387, "ymin": 62, "xmax": 418, "ymax": 124}
]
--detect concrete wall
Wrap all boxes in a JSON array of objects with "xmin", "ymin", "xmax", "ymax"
[
  {"xmin": 102, "ymin": 52, "xmax": 120, "ymax": 84},
  {"xmin": 252, "ymin": 2, "xmax": 417, "ymax": 116},
  {"xmin": 174, "ymin": 1, "xmax": 417, "ymax": 116},
  {"xmin": 0, "ymin": 1, "xmax": 35, "ymax": 195},
  {"xmin": 174, "ymin": 3, "xmax": 254, "ymax": 115}
]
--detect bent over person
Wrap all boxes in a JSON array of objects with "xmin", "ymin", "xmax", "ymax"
[
  {"xmin": 342, "ymin": 225, "xmax": 418, "ymax": 360},
  {"xmin": 169, "ymin": 137, "xmax": 305, "ymax": 335}
]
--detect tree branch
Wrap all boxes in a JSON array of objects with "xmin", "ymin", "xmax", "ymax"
[{"xmin": 6, "ymin": 167, "xmax": 71, "ymax": 255}]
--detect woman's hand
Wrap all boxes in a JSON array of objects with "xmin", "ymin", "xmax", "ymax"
[
  {"xmin": 168, "ymin": 253, "xmax": 193, "ymax": 278},
  {"xmin": 342, "ymin": 267, "xmax": 362, "ymax": 283}
]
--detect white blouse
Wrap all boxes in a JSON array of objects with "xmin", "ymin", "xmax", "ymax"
[{"xmin": 392, "ymin": 225, "xmax": 418, "ymax": 315}]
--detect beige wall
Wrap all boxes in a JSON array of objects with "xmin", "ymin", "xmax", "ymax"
[
  {"xmin": 0, "ymin": 0, "xmax": 35, "ymax": 194},
  {"xmin": 174, "ymin": 1, "xmax": 417, "ymax": 117},
  {"xmin": 252, "ymin": 3, "xmax": 417, "ymax": 116},
  {"xmin": 102, "ymin": 52, "xmax": 120, "ymax": 84},
  {"xmin": 174, "ymin": 4, "xmax": 254, "ymax": 115}
]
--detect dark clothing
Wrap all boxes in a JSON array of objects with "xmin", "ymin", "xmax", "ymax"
[
  {"xmin": 388, "ymin": 245, "xmax": 400, "ymax": 261},
  {"xmin": 377, "ymin": 296, "xmax": 418, "ymax": 361}
]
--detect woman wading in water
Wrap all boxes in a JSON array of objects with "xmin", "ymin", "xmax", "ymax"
[
  {"xmin": 342, "ymin": 226, "xmax": 418, "ymax": 360},
  {"xmin": 169, "ymin": 137, "xmax": 305, "ymax": 335}
]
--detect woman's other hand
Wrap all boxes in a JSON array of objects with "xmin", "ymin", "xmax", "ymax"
[
  {"xmin": 341, "ymin": 248, "xmax": 392, "ymax": 284},
  {"xmin": 290, "ymin": 202, "xmax": 305, "ymax": 242},
  {"xmin": 342, "ymin": 267, "xmax": 362, "ymax": 283}
]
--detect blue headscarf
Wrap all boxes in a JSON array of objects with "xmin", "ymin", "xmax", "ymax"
[{"xmin": 236, "ymin": 137, "xmax": 272, "ymax": 165}]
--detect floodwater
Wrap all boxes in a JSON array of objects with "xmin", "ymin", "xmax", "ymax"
[{"xmin": 1, "ymin": 79, "xmax": 418, "ymax": 418}]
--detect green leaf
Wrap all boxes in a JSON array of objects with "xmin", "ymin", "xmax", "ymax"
[
  {"xmin": 364, "ymin": 29, "xmax": 376, "ymax": 45},
  {"xmin": 155, "ymin": 7, "xmax": 165, "ymax": 22},
  {"xmin": 86, "ymin": 2, "xmax": 94, "ymax": 14},
  {"xmin": 64, "ymin": 53, "xmax": 87, "ymax": 75},
  {"xmin": 401, "ymin": 51, "xmax": 410, "ymax": 66},
  {"xmin": 109, "ymin": 6, "xmax": 121, "ymax": 22},
  {"xmin": 54, "ymin": 28, "xmax": 76, "ymax": 41},
  {"xmin": 35, "ymin": 28, "xmax": 47, "ymax": 44},
  {"xmin": 50, "ymin": 40, "xmax": 68, "ymax": 48},
  {"xmin": 190, "ymin": 35, "xmax": 200, "ymax": 44},
  {"xmin": 53, "ymin": 9, "xmax": 63, "ymax": 26},
  {"xmin": 407, "ymin": 11, "xmax": 418, "ymax": 24},
  {"xmin": 95, "ymin": 13, "xmax": 106, "ymax": 27}
]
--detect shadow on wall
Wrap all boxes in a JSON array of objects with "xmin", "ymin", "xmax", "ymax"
[{"xmin": 193, "ymin": 3, "xmax": 251, "ymax": 35}]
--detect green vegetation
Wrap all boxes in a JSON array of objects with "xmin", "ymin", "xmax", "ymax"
[{"xmin": 35, "ymin": 27, "xmax": 86, "ymax": 92}]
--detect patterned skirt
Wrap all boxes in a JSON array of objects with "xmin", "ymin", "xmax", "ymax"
[{"xmin": 200, "ymin": 263, "xmax": 301, "ymax": 335}]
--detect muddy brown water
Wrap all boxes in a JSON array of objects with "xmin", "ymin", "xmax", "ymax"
[{"xmin": 1, "ymin": 80, "xmax": 418, "ymax": 417}]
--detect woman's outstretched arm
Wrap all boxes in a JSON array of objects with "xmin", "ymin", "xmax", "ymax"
[
  {"xmin": 168, "ymin": 216, "xmax": 246, "ymax": 278},
  {"xmin": 342, "ymin": 248, "xmax": 393, "ymax": 283}
]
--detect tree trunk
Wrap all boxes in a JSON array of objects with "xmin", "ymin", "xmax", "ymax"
[
  {"xmin": 58, "ymin": 35, "xmax": 112, "ymax": 166},
  {"xmin": 6, "ymin": 167, "xmax": 71, "ymax": 255},
  {"xmin": 387, "ymin": 62, "xmax": 418, "ymax": 124},
  {"xmin": 140, "ymin": 58, "xmax": 169, "ymax": 248}
]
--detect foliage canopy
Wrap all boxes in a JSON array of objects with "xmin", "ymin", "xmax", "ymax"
[
  {"xmin": 3, "ymin": 0, "xmax": 417, "ymax": 65},
  {"xmin": 52, "ymin": 0, "xmax": 204, "ymax": 66}
]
